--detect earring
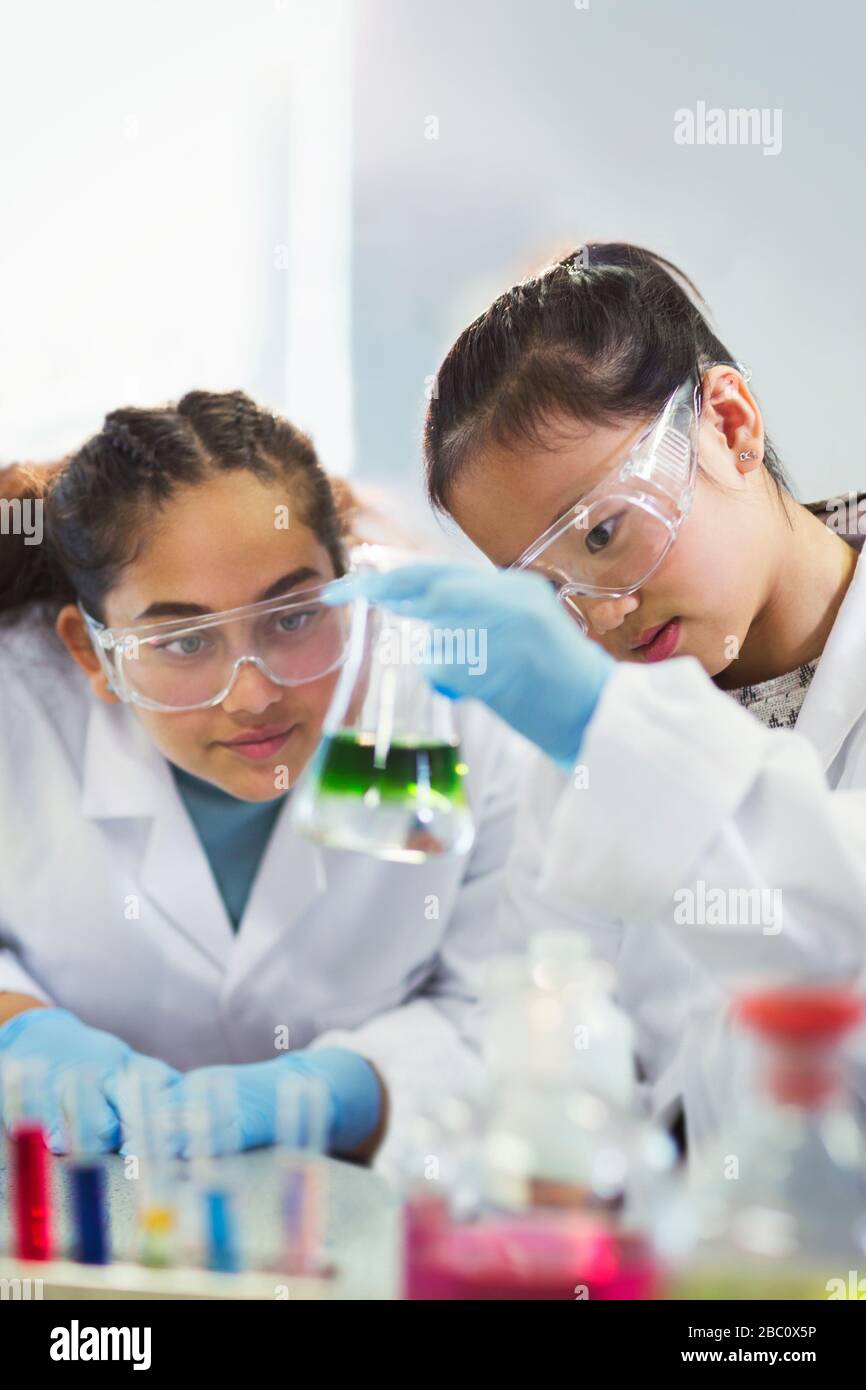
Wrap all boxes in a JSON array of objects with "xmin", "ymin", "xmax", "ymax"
[{"xmin": 739, "ymin": 450, "xmax": 755, "ymax": 461}]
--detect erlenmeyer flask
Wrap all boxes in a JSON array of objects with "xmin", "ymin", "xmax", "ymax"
[{"xmin": 290, "ymin": 547, "xmax": 475, "ymax": 862}]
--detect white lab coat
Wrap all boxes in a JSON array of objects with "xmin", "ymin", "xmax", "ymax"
[
  {"xmin": 504, "ymin": 539, "xmax": 866, "ymax": 1150},
  {"xmin": 0, "ymin": 615, "xmax": 530, "ymax": 1167}
]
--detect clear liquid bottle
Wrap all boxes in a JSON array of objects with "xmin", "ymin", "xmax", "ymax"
[
  {"xmin": 476, "ymin": 931, "xmax": 671, "ymax": 1299},
  {"xmin": 670, "ymin": 985, "xmax": 866, "ymax": 1299},
  {"xmin": 291, "ymin": 545, "xmax": 475, "ymax": 862},
  {"xmin": 481, "ymin": 931, "xmax": 641, "ymax": 1210}
]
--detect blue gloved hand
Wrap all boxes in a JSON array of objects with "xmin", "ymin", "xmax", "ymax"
[
  {"xmin": 324, "ymin": 563, "xmax": 614, "ymax": 770},
  {"xmin": 147, "ymin": 1048, "xmax": 382, "ymax": 1158},
  {"xmin": 0, "ymin": 1007, "xmax": 180, "ymax": 1154}
]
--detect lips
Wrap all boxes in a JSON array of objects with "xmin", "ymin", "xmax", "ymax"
[
  {"xmin": 219, "ymin": 725, "xmax": 297, "ymax": 761},
  {"xmin": 631, "ymin": 618, "xmax": 681, "ymax": 664}
]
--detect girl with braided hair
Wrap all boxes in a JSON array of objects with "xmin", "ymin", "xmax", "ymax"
[{"xmin": 0, "ymin": 390, "xmax": 527, "ymax": 1163}]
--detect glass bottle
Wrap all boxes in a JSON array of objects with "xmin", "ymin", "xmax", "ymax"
[{"xmin": 670, "ymin": 985, "xmax": 866, "ymax": 1299}]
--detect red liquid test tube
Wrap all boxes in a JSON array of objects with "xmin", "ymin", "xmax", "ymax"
[{"xmin": 11, "ymin": 1121, "xmax": 53, "ymax": 1261}]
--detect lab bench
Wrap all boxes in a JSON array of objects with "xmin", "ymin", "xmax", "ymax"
[{"xmin": 0, "ymin": 1146, "xmax": 400, "ymax": 1300}]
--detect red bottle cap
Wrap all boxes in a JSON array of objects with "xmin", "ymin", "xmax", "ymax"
[{"xmin": 734, "ymin": 986, "xmax": 864, "ymax": 1042}]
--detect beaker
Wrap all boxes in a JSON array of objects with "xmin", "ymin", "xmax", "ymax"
[{"xmin": 290, "ymin": 546, "xmax": 475, "ymax": 862}]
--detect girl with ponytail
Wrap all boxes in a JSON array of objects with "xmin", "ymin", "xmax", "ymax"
[{"xmin": 324, "ymin": 242, "xmax": 866, "ymax": 1146}]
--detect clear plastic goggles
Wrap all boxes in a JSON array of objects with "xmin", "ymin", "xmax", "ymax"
[
  {"xmin": 81, "ymin": 580, "xmax": 354, "ymax": 713},
  {"xmin": 511, "ymin": 365, "xmax": 749, "ymax": 631}
]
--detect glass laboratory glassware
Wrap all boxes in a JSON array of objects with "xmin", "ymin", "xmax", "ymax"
[
  {"xmin": 2, "ymin": 1057, "xmax": 54, "ymax": 1261},
  {"xmin": 399, "ymin": 936, "xmax": 672, "ymax": 1300},
  {"xmin": 669, "ymin": 985, "xmax": 866, "ymax": 1299},
  {"xmin": 291, "ymin": 545, "xmax": 475, "ymax": 863},
  {"xmin": 398, "ymin": 1089, "xmax": 668, "ymax": 1301},
  {"xmin": 481, "ymin": 931, "xmax": 644, "ymax": 1212},
  {"xmin": 397, "ymin": 1094, "xmax": 493, "ymax": 1301},
  {"xmin": 60, "ymin": 1068, "xmax": 111, "ymax": 1264},
  {"xmin": 115, "ymin": 1063, "xmax": 183, "ymax": 1269},
  {"xmin": 183, "ymin": 1071, "xmax": 242, "ymax": 1273},
  {"xmin": 275, "ymin": 1072, "xmax": 331, "ymax": 1277}
]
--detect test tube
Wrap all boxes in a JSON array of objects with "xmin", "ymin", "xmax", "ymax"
[
  {"xmin": 2, "ymin": 1058, "xmax": 54, "ymax": 1261},
  {"xmin": 276, "ymin": 1073, "xmax": 330, "ymax": 1276},
  {"xmin": 184, "ymin": 1072, "xmax": 241, "ymax": 1274},
  {"xmin": 60, "ymin": 1069, "xmax": 110, "ymax": 1265},
  {"xmin": 115, "ymin": 1062, "xmax": 180, "ymax": 1269}
]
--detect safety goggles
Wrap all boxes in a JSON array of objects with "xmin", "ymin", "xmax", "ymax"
[
  {"xmin": 81, "ymin": 581, "xmax": 354, "ymax": 713},
  {"xmin": 511, "ymin": 364, "xmax": 750, "ymax": 632}
]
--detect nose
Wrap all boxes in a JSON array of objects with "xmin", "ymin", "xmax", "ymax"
[
  {"xmin": 220, "ymin": 658, "xmax": 285, "ymax": 716},
  {"xmin": 579, "ymin": 592, "xmax": 641, "ymax": 636}
]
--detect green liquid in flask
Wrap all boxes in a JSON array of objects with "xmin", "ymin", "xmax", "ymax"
[
  {"xmin": 318, "ymin": 732, "xmax": 467, "ymax": 802},
  {"xmin": 297, "ymin": 732, "xmax": 473, "ymax": 861}
]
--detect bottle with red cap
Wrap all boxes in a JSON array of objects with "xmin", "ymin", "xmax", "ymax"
[{"xmin": 668, "ymin": 985, "xmax": 866, "ymax": 1299}]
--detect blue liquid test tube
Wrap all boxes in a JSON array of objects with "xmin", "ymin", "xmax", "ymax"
[
  {"xmin": 60, "ymin": 1068, "xmax": 110, "ymax": 1264},
  {"xmin": 203, "ymin": 1188, "xmax": 239, "ymax": 1273},
  {"xmin": 184, "ymin": 1072, "xmax": 241, "ymax": 1274},
  {"xmin": 70, "ymin": 1162, "xmax": 109, "ymax": 1264}
]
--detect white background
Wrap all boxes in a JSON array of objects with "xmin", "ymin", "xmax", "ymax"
[{"xmin": 1, "ymin": 0, "xmax": 862, "ymax": 532}]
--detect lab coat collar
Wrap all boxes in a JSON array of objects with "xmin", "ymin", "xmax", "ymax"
[
  {"xmin": 80, "ymin": 700, "xmax": 237, "ymax": 968},
  {"xmin": 796, "ymin": 541, "xmax": 866, "ymax": 768},
  {"xmin": 80, "ymin": 698, "xmax": 329, "ymax": 979}
]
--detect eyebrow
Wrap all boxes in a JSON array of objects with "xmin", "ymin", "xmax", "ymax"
[
  {"xmin": 543, "ymin": 494, "xmax": 584, "ymax": 533},
  {"xmin": 132, "ymin": 567, "xmax": 325, "ymax": 623}
]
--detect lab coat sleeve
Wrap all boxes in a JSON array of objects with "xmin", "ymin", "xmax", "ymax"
[
  {"xmin": 499, "ymin": 746, "xmax": 628, "ymax": 969},
  {"xmin": 538, "ymin": 655, "xmax": 866, "ymax": 986},
  {"xmin": 0, "ymin": 946, "xmax": 54, "ymax": 1003},
  {"xmin": 0, "ymin": 633, "xmax": 58, "ymax": 1007},
  {"xmin": 308, "ymin": 708, "xmax": 533, "ymax": 1175},
  {"xmin": 533, "ymin": 655, "xmax": 866, "ymax": 1138}
]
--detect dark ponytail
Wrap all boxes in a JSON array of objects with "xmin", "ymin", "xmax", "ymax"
[
  {"xmin": 0, "ymin": 460, "xmax": 72, "ymax": 621},
  {"xmin": 0, "ymin": 391, "xmax": 348, "ymax": 627},
  {"xmin": 425, "ymin": 241, "xmax": 792, "ymax": 512}
]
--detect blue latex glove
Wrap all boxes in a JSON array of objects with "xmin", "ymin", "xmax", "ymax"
[
  {"xmin": 0, "ymin": 1007, "xmax": 180, "ymax": 1154},
  {"xmin": 324, "ymin": 562, "xmax": 614, "ymax": 770},
  {"xmin": 146, "ymin": 1048, "xmax": 382, "ymax": 1159}
]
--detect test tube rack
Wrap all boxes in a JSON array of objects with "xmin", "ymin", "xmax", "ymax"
[{"xmin": 0, "ymin": 1253, "xmax": 334, "ymax": 1300}]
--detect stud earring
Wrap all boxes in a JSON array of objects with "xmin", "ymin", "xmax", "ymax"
[{"xmin": 739, "ymin": 450, "xmax": 756, "ymax": 461}]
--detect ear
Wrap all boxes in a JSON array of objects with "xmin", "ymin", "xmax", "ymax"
[
  {"xmin": 55, "ymin": 604, "xmax": 120, "ymax": 704},
  {"xmin": 701, "ymin": 366, "xmax": 764, "ymax": 476}
]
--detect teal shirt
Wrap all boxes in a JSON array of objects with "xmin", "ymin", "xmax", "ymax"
[{"xmin": 171, "ymin": 765, "xmax": 284, "ymax": 931}]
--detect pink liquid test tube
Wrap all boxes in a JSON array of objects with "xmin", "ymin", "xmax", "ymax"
[
  {"xmin": 276, "ymin": 1071, "xmax": 331, "ymax": 1277},
  {"xmin": 402, "ymin": 1188, "xmax": 451, "ymax": 1300}
]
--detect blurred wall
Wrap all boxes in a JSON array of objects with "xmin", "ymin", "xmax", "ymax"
[
  {"xmin": 1, "ymin": 0, "xmax": 862, "ymax": 539},
  {"xmin": 351, "ymin": 0, "xmax": 866, "ymax": 540}
]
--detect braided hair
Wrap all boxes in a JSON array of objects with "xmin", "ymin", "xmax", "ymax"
[{"xmin": 0, "ymin": 391, "xmax": 347, "ymax": 625}]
